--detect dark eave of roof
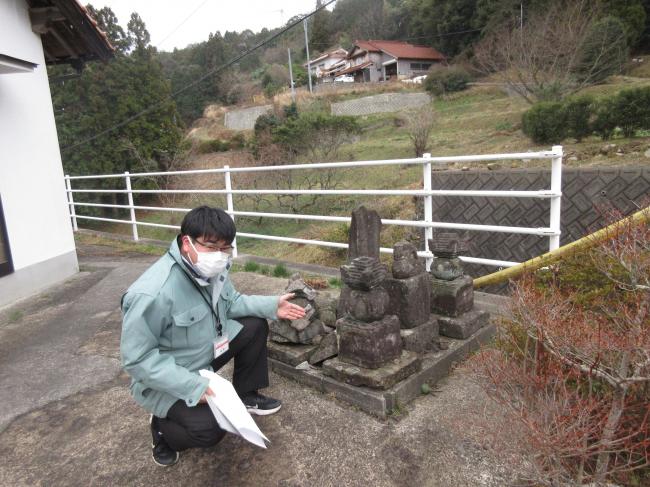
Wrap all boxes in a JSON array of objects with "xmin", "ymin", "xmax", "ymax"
[{"xmin": 27, "ymin": 0, "xmax": 114, "ymax": 69}]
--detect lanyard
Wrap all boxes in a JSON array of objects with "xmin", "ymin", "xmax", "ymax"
[{"xmin": 169, "ymin": 252, "xmax": 223, "ymax": 337}]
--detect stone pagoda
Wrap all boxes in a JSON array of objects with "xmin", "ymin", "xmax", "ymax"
[
  {"xmin": 322, "ymin": 206, "xmax": 420, "ymax": 389},
  {"xmin": 384, "ymin": 241, "xmax": 439, "ymax": 353},
  {"xmin": 429, "ymin": 232, "xmax": 489, "ymax": 338}
]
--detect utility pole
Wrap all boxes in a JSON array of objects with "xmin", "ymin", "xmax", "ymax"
[
  {"xmin": 288, "ymin": 48, "xmax": 296, "ymax": 103},
  {"xmin": 520, "ymin": 3, "xmax": 523, "ymax": 30},
  {"xmin": 303, "ymin": 19, "xmax": 313, "ymax": 94}
]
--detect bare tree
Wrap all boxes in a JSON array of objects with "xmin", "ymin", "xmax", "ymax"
[
  {"xmin": 474, "ymin": 0, "xmax": 628, "ymax": 103},
  {"xmin": 470, "ymin": 207, "xmax": 650, "ymax": 486},
  {"xmin": 405, "ymin": 107, "xmax": 436, "ymax": 157}
]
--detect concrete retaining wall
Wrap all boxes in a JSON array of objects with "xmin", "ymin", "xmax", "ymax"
[
  {"xmin": 224, "ymin": 104, "xmax": 272, "ymax": 130},
  {"xmin": 331, "ymin": 92, "xmax": 431, "ymax": 116},
  {"xmin": 414, "ymin": 165, "xmax": 650, "ymax": 288}
]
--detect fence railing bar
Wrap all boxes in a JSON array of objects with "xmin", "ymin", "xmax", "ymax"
[
  {"xmin": 66, "ymin": 147, "xmax": 560, "ymax": 274},
  {"xmin": 238, "ymin": 232, "xmax": 518, "ymax": 267},
  {"xmin": 64, "ymin": 151, "xmax": 556, "ymax": 180},
  {"xmin": 71, "ymin": 204, "xmax": 555, "ymax": 236},
  {"xmin": 72, "ymin": 220, "xmax": 519, "ymax": 268},
  {"xmin": 68, "ymin": 188, "xmax": 559, "ymax": 198}
]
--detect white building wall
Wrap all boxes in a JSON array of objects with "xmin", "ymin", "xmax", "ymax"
[{"xmin": 0, "ymin": 0, "xmax": 78, "ymax": 307}]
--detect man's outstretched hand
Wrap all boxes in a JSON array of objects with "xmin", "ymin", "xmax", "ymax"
[{"xmin": 277, "ymin": 293, "xmax": 306, "ymax": 320}]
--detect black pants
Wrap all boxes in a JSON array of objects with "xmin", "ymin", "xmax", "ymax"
[{"xmin": 156, "ymin": 316, "xmax": 269, "ymax": 451}]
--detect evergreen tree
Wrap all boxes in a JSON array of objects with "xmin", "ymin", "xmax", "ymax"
[
  {"xmin": 311, "ymin": 1, "xmax": 333, "ymax": 52},
  {"xmin": 597, "ymin": 0, "xmax": 646, "ymax": 49},
  {"xmin": 50, "ymin": 6, "xmax": 183, "ymax": 191}
]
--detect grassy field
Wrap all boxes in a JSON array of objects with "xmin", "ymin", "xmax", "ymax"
[{"xmin": 75, "ymin": 75, "xmax": 650, "ymax": 268}]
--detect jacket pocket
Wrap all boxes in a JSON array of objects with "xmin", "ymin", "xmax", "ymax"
[{"xmin": 172, "ymin": 304, "xmax": 213, "ymax": 348}]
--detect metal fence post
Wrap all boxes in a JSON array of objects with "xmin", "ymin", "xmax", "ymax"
[
  {"xmin": 124, "ymin": 171, "xmax": 139, "ymax": 241},
  {"xmin": 422, "ymin": 153, "xmax": 433, "ymax": 270},
  {"xmin": 64, "ymin": 175, "xmax": 78, "ymax": 231},
  {"xmin": 224, "ymin": 165, "xmax": 238, "ymax": 258},
  {"xmin": 549, "ymin": 145, "xmax": 563, "ymax": 251}
]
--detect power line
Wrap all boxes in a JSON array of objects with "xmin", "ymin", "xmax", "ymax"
[
  {"xmin": 155, "ymin": 0, "xmax": 211, "ymax": 48},
  {"xmin": 308, "ymin": 28, "xmax": 484, "ymax": 49},
  {"xmin": 61, "ymin": 0, "xmax": 337, "ymax": 153}
]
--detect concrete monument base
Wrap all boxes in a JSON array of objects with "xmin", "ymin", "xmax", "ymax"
[
  {"xmin": 437, "ymin": 309, "xmax": 489, "ymax": 339},
  {"xmin": 400, "ymin": 317, "xmax": 439, "ymax": 353},
  {"xmin": 268, "ymin": 341, "xmax": 318, "ymax": 367},
  {"xmin": 322, "ymin": 350, "xmax": 421, "ymax": 390},
  {"xmin": 268, "ymin": 322, "xmax": 496, "ymax": 417}
]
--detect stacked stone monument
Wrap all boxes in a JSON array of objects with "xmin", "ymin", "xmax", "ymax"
[
  {"xmin": 268, "ymin": 274, "xmax": 338, "ymax": 366},
  {"xmin": 384, "ymin": 241, "xmax": 439, "ymax": 353},
  {"xmin": 429, "ymin": 232, "xmax": 489, "ymax": 338},
  {"xmin": 323, "ymin": 206, "xmax": 421, "ymax": 389}
]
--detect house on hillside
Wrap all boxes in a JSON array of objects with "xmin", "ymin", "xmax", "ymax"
[
  {"xmin": 0, "ymin": 0, "xmax": 113, "ymax": 308},
  {"xmin": 304, "ymin": 48, "xmax": 348, "ymax": 79},
  {"xmin": 337, "ymin": 40, "xmax": 446, "ymax": 83}
]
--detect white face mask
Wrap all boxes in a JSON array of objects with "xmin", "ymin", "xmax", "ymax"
[{"xmin": 187, "ymin": 238, "xmax": 230, "ymax": 278}]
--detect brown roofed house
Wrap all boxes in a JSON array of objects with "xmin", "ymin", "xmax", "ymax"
[{"xmin": 341, "ymin": 40, "xmax": 446, "ymax": 83}]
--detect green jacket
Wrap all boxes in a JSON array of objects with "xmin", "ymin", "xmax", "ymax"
[{"xmin": 120, "ymin": 238, "xmax": 279, "ymax": 418}]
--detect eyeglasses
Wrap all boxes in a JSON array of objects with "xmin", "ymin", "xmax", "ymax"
[{"xmin": 193, "ymin": 238, "xmax": 233, "ymax": 253}]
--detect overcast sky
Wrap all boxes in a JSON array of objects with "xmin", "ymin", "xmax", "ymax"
[{"xmin": 91, "ymin": 0, "xmax": 330, "ymax": 51}]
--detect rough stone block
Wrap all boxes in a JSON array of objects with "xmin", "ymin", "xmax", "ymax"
[
  {"xmin": 400, "ymin": 317, "xmax": 439, "ymax": 353},
  {"xmin": 267, "ymin": 341, "xmax": 317, "ymax": 366},
  {"xmin": 391, "ymin": 241, "xmax": 425, "ymax": 279},
  {"xmin": 337, "ymin": 315, "xmax": 401, "ymax": 369},
  {"xmin": 269, "ymin": 318, "xmax": 325, "ymax": 344},
  {"xmin": 430, "ymin": 257, "xmax": 463, "ymax": 281},
  {"xmin": 341, "ymin": 257, "xmax": 387, "ymax": 290},
  {"xmin": 437, "ymin": 309, "xmax": 489, "ymax": 339},
  {"xmin": 348, "ymin": 206, "xmax": 381, "ymax": 260},
  {"xmin": 336, "ymin": 285, "xmax": 390, "ymax": 323},
  {"xmin": 430, "ymin": 275, "xmax": 473, "ymax": 317},
  {"xmin": 384, "ymin": 273, "xmax": 431, "ymax": 328},
  {"xmin": 269, "ymin": 332, "xmax": 291, "ymax": 343},
  {"xmin": 348, "ymin": 288, "xmax": 389, "ymax": 322},
  {"xmin": 315, "ymin": 294, "xmax": 337, "ymax": 328},
  {"xmin": 336, "ymin": 284, "xmax": 352, "ymax": 319},
  {"xmin": 322, "ymin": 350, "xmax": 421, "ymax": 390},
  {"xmin": 308, "ymin": 332, "xmax": 338, "ymax": 365}
]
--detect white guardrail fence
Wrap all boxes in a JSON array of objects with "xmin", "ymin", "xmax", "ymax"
[{"xmin": 64, "ymin": 146, "xmax": 563, "ymax": 272}]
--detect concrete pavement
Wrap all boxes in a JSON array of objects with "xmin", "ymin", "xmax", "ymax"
[{"xmin": 0, "ymin": 243, "xmax": 525, "ymax": 486}]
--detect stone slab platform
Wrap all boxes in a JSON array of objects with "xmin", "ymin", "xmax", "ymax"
[
  {"xmin": 268, "ymin": 341, "xmax": 317, "ymax": 367},
  {"xmin": 322, "ymin": 350, "xmax": 421, "ymax": 390},
  {"xmin": 268, "ymin": 322, "xmax": 496, "ymax": 418}
]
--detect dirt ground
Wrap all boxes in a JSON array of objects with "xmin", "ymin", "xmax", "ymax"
[{"xmin": 0, "ymin": 244, "xmax": 527, "ymax": 487}]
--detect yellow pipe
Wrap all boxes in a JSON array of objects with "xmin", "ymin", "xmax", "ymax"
[{"xmin": 473, "ymin": 206, "xmax": 650, "ymax": 288}]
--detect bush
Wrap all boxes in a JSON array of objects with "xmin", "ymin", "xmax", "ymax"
[
  {"xmin": 563, "ymin": 96, "xmax": 594, "ymax": 142},
  {"xmin": 229, "ymin": 133, "xmax": 246, "ymax": 150},
  {"xmin": 469, "ymin": 211, "xmax": 650, "ymax": 485},
  {"xmin": 243, "ymin": 260, "xmax": 260, "ymax": 272},
  {"xmin": 271, "ymin": 112, "xmax": 360, "ymax": 159},
  {"xmin": 521, "ymin": 102, "xmax": 567, "ymax": 144},
  {"xmin": 423, "ymin": 65, "xmax": 471, "ymax": 96},
  {"xmin": 254, "ymin": 112, "xmax": 280, "ymax": 137},
  {"xmin": 612, "ymin": 86, "xmax": 650, "ymax": 137},
  {"xmin": 197, "ymin": 139, "xmax": 230, "ymax": 154},
  {"xmin": 272, "ymin": 263, "xmax": 290, "ymax": 278},
  {"xmin": 592, "ymin": 97, "xmax": 619, "ymax": 140}
]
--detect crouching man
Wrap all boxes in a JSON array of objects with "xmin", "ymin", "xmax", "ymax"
[{"xmin": 120, "ymin": 206, "xmax": 305, "ymax": 466}]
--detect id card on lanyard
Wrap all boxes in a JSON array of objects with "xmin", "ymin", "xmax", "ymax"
[{"xmin": 213, "ymin": 335, "xmax": 229, "ymax": 359}]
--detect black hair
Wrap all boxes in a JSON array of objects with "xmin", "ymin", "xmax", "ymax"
[{"xmin": 180, "ymin": 206, "xmax": 236, "ymax": 244}]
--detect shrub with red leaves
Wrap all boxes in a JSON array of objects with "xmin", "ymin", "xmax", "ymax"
[{"xmin": 469, "ymin": 208, "xmax": 650, "ymax": 486}]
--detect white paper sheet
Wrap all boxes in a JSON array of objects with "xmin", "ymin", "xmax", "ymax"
[{"xmin": 199, "ymin": 369, "xmax": 270, "ymax": 449}]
